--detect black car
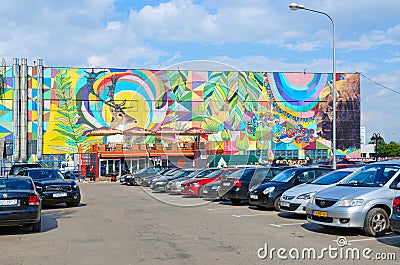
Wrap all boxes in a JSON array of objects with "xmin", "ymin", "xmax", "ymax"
[
  {"xmin": 0, "ymin": 176, "xmax": 42, "ymax": 232},
  {"xmin": 249, "ymin": 167, "xmax": 333, "ymax": 210},
  {"xmin": 8, "ymin": 163, "xmax": 42, "ymax": 176},
  {"xmin": 218, "ymin": 167, "xmax": 286, "ymax": 205},
  {"xmin": 390, "ymin": 196, "xmax": 400, "ymax": 234},
  {"xmin": 17, "ymin": 168, "xmax": 81, "ymax": 207}
]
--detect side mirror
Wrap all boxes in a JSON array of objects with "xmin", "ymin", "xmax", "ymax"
[
  {"xmin": 36, "ymin": 186, "xmax": 43, "ymax": 193},
  {"xmin": 397, "ymin": 182, "xmax": 400, "ymax": 189},
  {"xmin": 293, "ymin": 177, "xmax": 302, "ymax": 185}
]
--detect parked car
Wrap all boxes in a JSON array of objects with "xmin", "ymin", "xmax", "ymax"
[
  {"xmin": 140, "ymin": 168, "xmax": 181, "ymax": 187},
  {"xmin": 249, "ymin": 167, "xmax": 333, "ymax": 210},
  {"xmin": 165, "ymin": 168, "xmax": 220, "ymax": 194},
  {"xmin": 150, "ymin": 168, "xmax": 197, "ymax": 192},
  {"xmin": 218, "ymin": 166, "xmax": 286, "ymax": 205},
  {"xmin": 200, "ymin": 169, "xmax": 242, "ymax": 199},
  {"xmin": 306, "ymin": 160, "xmax": 400, "ymax": 237},
  {"xmin": 17, "ymin": 168, "xmax": 81, "ymax": 207},
  {"xmin": 390, "ymin": 196, "xmax": 400, "ymax": 234},
  {"xmin": 0, "ymin": 176, "xmax": 42, "ymax": 232},
  {"xmin": 125, "ymin": 166, "xmax": 175, "ymax": 186},
  {"xmin": 184, "ymin": 168, "xmax": 240, "ymax": 197},
  {"xmin": 280, "ymin": 167, "xmax": 358, "ymax": 214},
  {"xmin": 8, "ymin": 163, "xmax": 41, "ymax": 176}
]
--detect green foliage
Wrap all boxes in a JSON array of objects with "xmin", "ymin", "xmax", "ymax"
[
  {"xmin": 49, "ymin": 70, "xmax": 98, "ymax": 153},
  {"xmin": 377, "ymin": 141, "xmax": 400, "ymax": 158}
]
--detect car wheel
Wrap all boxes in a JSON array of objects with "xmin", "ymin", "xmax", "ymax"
[
  {"xmin": 198, "ymin": 186, "xmax": 204, "ymax": 197},
  {"xmin": 31, "ymin": 218, "xmax": 41, "ymax": 233},
  {"xmin": 66, "ymin": 199, "xmax": 81, "ymax": 207},
  {"xmin": 273, "ymin": 196, "xmax": 281, "ymax": 211},
  {"xmin": 230, "ymin": 199, "xmax": 241, "ymax": 205},
  {"xmin": 363, "ymin": 208, "xmax": 389, "ymax": 237}
]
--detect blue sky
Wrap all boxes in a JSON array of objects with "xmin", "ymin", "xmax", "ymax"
[{"xmin": 1, "ymin": 0, "xmax": 399, "ymax": 142}]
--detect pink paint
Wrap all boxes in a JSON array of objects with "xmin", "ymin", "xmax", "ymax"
[{"xmin": 284, "ymin": 73, "xmax": 315, "ymax": 86}]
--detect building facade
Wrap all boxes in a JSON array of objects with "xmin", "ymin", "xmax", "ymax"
[{"xmin": 0, "ymin": 58, "xmax": 361, "ymax": 172}]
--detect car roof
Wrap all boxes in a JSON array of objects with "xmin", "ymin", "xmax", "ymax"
[
  {"xmin": 369, "ymin": 159, "xmax": 400, "ymax": 165},
  {"xmin": 0, "ymin": 175, "xmax": 33, "ymax": 181},
  {"xmin": 19, "ymin": 168, "xmax": 58, "ymax": 171}
]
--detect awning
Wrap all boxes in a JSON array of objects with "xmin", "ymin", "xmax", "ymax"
[{"xmin": 207, "ymin": 155, "xmax": 259, "ymax": 167}]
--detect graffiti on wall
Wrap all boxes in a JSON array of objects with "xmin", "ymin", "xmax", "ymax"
[{"xmin": 0, "ymin": 66, "xmax": 360, "ymax": 159}]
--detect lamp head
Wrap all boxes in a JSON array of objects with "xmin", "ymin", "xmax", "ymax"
[{"xmin": 289, "ymin": 3, "xmax": 305, "ymax": 11}]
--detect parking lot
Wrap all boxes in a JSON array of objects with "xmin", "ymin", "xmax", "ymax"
[{"xmin": 0, "ymin": 182, "xmax": 399, "ymax": 265}]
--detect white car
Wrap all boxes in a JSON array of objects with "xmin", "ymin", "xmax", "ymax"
[{"xmin": 280, "ymin": 167, "xmax": 358, "ymax": 214}]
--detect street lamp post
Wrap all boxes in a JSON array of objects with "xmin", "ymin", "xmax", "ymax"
[
  {"xmin": 370, "ymin": 133, "xmax": 383, "ymax": 161},
  {"xmin": 289, "ymin": 3, "xmax": 337, "ymax": 169}
]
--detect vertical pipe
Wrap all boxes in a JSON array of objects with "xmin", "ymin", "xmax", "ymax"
[
  {"xmin": 37, "ymin": 59, "xmax": 43, "ymax": 161},
  {"xmin": 19, "ymin": 58, "xmax": 28, "ymax": 162},
  {"xmin": 12, "ymin": 58, "xmax": 20, "ymax": 162}
]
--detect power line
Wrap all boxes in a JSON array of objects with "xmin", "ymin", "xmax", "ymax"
[{"xmin": 360, "ymin": 73, "xmax": 400, "ymax": 95}]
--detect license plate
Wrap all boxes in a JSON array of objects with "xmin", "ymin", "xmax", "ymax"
[
  {"xmin": 223, "ymin": 182, "xmax": 231, "ymax": 186},
  {"xmin": 250, "ymin": 194, "xmax": 258, "ymax": 200},
  {"xmin": 0, "ymin": 199, "xmax": 18, "ymax": 206},
  {"xmin": 280, "ymin": 201, "xmax": 290, "ymax": 207},
  {"xmin": 312, "ymin": 210, "xmax": 328, "ymax": 217},
  {"xmin": 53, "ymin": 192, "xmax": 67, "ymax": 198}
]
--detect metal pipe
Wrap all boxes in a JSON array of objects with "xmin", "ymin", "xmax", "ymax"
[
  {"xmin": 289, "ymin": 3, "xmax": 337, "ymax": 169},
  {"xmin": 12, "ymin": 58, "xmax": 20, "ymax": 162},
  {"xmin": 19, "ymin": 58, "xmax": 28, "ymax": 162},
  {"xmin": 37, "ymin": 59, "xmax": 43, "ymax": 161}
]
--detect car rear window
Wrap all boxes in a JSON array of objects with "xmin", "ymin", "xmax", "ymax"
[{"xmin": 0, "ymin": 178, "xmax": 34, "ymax": 190}]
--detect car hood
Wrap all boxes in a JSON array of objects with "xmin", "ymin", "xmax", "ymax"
[
  {"xmin": 283, "ymin": 183, "xmax": 334, "ymax": 197},
  {"xmin": 252, "ymin": 181, "xmax": 290, "ymax": 191},
  {"xmin": 314, "ymin": 185, "xmax": 383, "ymax": 200},
  {"xmin": 34, "ymin": 179, "xmax": 75, "ymax": 186}
]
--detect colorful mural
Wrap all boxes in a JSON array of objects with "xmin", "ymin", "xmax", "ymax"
[{"xmin": 0, "ymin": 65, "xmax": 360, "ymax": 161}]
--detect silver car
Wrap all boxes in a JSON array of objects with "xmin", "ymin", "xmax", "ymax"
[
  {"xmin": 306, "ymin": 160, "xmax": 400, "ymax": 236},
  {"xmin": 280, "ymin": 167, "xmax": 358, "ymax": 214}
]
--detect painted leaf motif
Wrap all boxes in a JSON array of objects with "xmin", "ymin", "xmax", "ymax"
[
  {"xmin": 51, "ymin": 70, "xmax": 99, "ymax": 153},
  {"xmin": 204, "ymin": 72, "xmax": 228, "ymax": 115},
  {"xmin": 227, "ymin": 72, "xmax": 246, "ymax": 129}
]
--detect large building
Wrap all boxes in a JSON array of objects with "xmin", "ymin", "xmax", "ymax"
[{"xmin": 0, "ymin": 58, "xmax": 360, "ymax": 175}]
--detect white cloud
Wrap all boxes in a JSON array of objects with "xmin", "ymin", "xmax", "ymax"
[
  {"xmin": 285, "ymin": 42, "xmax": 320, "ymax": 52},
  {"xmin": 106, "ymin": 21, "xmax": 122, "ymax": 31},
  {"xmin": 87, "ymin": 55, "xmax": 109, "ymax": 67}
]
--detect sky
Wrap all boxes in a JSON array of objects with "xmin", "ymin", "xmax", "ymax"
[{"xmin": 1, "ymin": 0, "xmax": 399, "ymax": 142}]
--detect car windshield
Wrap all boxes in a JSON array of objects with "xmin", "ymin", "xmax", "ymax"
[
  {"xmin": 195, "ymin": 169, "xmax": 219, "ymax": 178},
  {"xmin": 29, "ymin": 170, "xmax": 65, "ymax": 180},
  {"xmin": 338, "ymin": 164, "xmax": 400, "ymax": 187},
  {"xmin": 311, "ymin": 170, "xmax": 354, "ymax": 185},
  {"xmin": 185, "ymin": 170, "xmax": 203, "ymax": 178},
  {"xmin": 270, "ymin": 169, "xmax": 297, "ymax": 183},
  {"xmin": 0, "ymin": 178, "xmax": 33, "ymax": 190}
]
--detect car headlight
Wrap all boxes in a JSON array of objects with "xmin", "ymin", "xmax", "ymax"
[
  {"xmin": 155, "ymin": 181, "xmax": 166, "ymax": 185},
  {"xmin": 308, "ymin": 193, "xmax": 315, "ymax": 204},
  {"xmin": 297, "ymin": 192, "xmax": 315, "ymax": 200},
  {"xmin": 263, "ymin": 186, "xmax": 275, "ymax": 195},
  {"xmin": 73, "ymin": 184, "xmax": 79, "ymax": 190},
  {"xmin": 337, "ymin": 199, "xmax": 364, "ymax": 207},
  {"xmin": 211, "ymin": 186, "xmax": 218, "ymax": 190}
]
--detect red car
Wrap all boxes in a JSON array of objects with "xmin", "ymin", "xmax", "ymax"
[{"xmin": 183, "ymin": 168, "xmax": 239, "ymax": 196}]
